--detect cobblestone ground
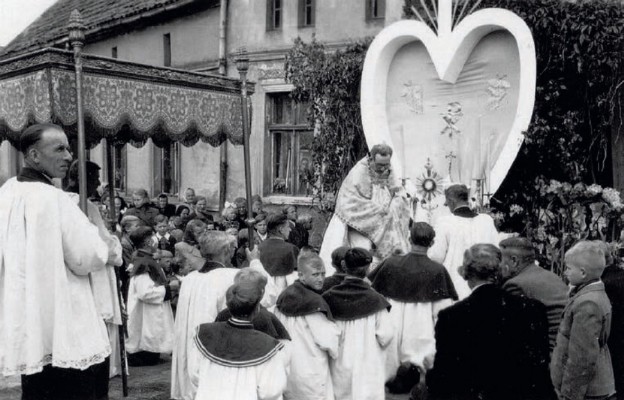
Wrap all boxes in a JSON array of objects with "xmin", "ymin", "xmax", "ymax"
[{"xmin": 0, "ymin": 354, "xmax": 409, "ymax": 400}]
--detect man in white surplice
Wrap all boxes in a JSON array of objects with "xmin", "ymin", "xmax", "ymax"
[
  {"xmin": 0, "ymin": 124, "xmax": 111, "ymax": 399},
  {"xmin": 275, "ymin": 253, "xmax": 339, "ymax": 400},
  {"xmin": 428, "ymin": 184, "xmax": 498, "ymax": 300},
  {"xmin": 171, "ymin": 231, "xmax": 277, "ymax": 400}
]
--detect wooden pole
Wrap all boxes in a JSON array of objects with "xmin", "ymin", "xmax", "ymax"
[
  {"xmin": 68, "ymin": 10, "xmax": 88, "ymax": 213},
  {"xmin": 105, "ymin": 140, "xmax": 129, "ymax": 397}
]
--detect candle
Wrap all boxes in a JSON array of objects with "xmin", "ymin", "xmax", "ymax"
[{"xmin": 400, "ymin": 125, "xmax": 406, "ymax": 179}]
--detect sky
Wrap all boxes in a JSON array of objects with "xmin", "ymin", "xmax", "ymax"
[{"xmin": 0, "ymin": 0, "xmax": 57, "ymax": 47}]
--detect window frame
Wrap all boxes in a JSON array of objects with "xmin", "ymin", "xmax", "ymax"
[
  {"xmin": 365, "ymin": 0, "xmax": 386, "ymax": 21},
  {"xmin": 266, "ymin": 0, "xmax": 282, "ymax": 31},
  {"xmin": 298, "ymin": 0, "xmax": 315, "ymax": 28},
  {"xmin": 163, "ymin": 33, "xmax": 171, "ymax": 67},
  {"xmin": 152, "ymin": 142, "xmax": 180, "ymax": 196}
]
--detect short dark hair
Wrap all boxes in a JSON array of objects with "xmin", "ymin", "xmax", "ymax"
[
  {"xmin": 331, "ymin": 246, "xmax": 350, "ymax": 271},
  {"xmin": 369, "ymin": 143, "xmax": 393, "ymax": 159},
  {"xmin": 344, "ymin": 248, "xmax": 372, "ymax": 277},
  {"xmin": 282, "ymin": 205, "xmax": 297, "ymax": 214},
  {"xmin": 226, "ymin": 281, "xmax": 262, "ymax": 318},
  {"xmin": 461, "ymin": 244, "xmax": 501, "ymax": 283},
  {"xmin": 19, "ymin": 123, "xmax": 64, "ymax": 154},
  {"xmin": 266, "ymin": 213, "xmax": 288, "ymax": 234},
  {"xmin": 410, "ymin": 222, "xmax": 435, "ymax": 247},
  {"xmin": 158, "ymin": 193, "xmax": 168, "ymax": 200},
  {"xmin": 129, "ymin": 226, "xmax": 154, "ymax": 248},
  {"xmin": 68, "ymin": 160, "xmax": 101, "ymax": 181},
  {"xmin": 445, "ymin": 184, "xmax": 469, "ymax": 202},
  {"xmin": 254, "ymin": 213, "xmax": 267, "ymax": 224}
]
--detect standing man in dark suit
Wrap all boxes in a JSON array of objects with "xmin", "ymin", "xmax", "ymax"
[
  {"xmin": 424, "ymin": 244, "xmax": 553, "ymax": 400},
  {"xmin": 499, "ymin": 237, "xmax": 568, "ymax": 353}
]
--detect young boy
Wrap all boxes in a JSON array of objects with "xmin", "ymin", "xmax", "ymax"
[
  {"xmin": 551, "ymin": 241, "xmax": 616, "ymax": 400},
  {"xmin": 127, "ymin": 226, "xmax": 179, "ymax": 366},
  {"xmin": 153, "ymin": 214, "xmax": 177, "ymax": 255}
]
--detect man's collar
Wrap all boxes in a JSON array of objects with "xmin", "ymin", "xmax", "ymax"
[
  {"xmin": 17, "ymin": 167, "xmax": 54, "ymax": 185},
  {"xmin": 452, "ymin": 205, "xmax": 478, "ymax": 218}
]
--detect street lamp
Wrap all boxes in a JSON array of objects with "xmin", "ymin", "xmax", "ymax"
[{"xmin": 235, "ymin": 47, "xmax": 255, "ymax": 250}]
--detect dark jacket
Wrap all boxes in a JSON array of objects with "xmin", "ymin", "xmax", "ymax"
[
  {"xmin": 258, "ymin": 238, "xmax": 299, "ymax": 277},
  {"xmin": 602, "ymin": 265, "xmax": 624, "ymax": 399},
  {"xmin": 426, "ymin": 284, "xmax": 553, "ymax": 400},
  {"xmin": 287, "ymin": 221, "xmax": 309, "ymax": 249},
  {"xmin": 157, "ymin": 204, "xmax": 177, "ymax": 218},
  {"xmin": 502, "ymin": 263, "xmax": 568, "ymax": 352},
  {"xmin": 125, "ymin": 204, "xmax": 160, "ymax": 227},
  {"xmin": 551, "ymin": 281, "xmax": 615, "ymax": 400}
]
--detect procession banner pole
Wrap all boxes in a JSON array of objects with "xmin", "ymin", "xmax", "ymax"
[
  {"xmin": 235, "ymin": 48, "xmax": 255, "ymax": 250},
  {"xmin": 105, "ymin": 140, "xmax": 129, "ymax": 397},
  {"xmin": 68, "ymin": 10, "xmax": 88, "ymax": 213}
]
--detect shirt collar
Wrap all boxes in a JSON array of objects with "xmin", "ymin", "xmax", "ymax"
[
  {"xmin": 16, "ymin": 167, "xmax": 54, "ymax": 185},
  {"xmin": 227, "ymin": 317, "xmax": 254, "ymax": 329}
]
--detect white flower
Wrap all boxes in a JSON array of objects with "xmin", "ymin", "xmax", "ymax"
[
  {"xmin": 509, "ymin": 204, "xmax": 524, "ymax": 216},
  {"xmin": 603, "ymin": 188, "xmax": 624, "ymax": 210},
  {"xmin": 586, "ymin": 184, "xmax": 603, "ymax": 196}
]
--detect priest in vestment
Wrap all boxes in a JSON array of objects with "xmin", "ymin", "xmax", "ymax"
[
  {"xmin": 320, "ymin": 144, "xmax": 413, "ymax": 273},
  {"xmin": 171, "ymin": 231, "xmax": 276, "ymax": 400},
  {"xmin": 322, "ymin": 248, "xmax": 394, "ymax": 400},
  {"xmin": 275, "ymin": 254, "xmax": 340, "ymax": 400},
  {"xmin": 0, "ymin": 124, "xmax": 111, "ymax": 399},
  {"xmin": 428, "ymin": 184, "xmax": 498, "ymax": 299},
  {"xmin": 369, "ymin": 222, "xmax": 457, "ymax": 393},
  {"xmin": 191, "ymin": 281, "xmax": 289, "ymax": 400}
]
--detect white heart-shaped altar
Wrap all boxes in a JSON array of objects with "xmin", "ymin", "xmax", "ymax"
[{"xmin": 361, "ymin": 6, "xmax": 535, "ymax": 206}]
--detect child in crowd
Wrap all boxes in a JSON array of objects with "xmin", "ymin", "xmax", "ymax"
[
  {"xmin": 234, "ymin": 230, "xmax": 250, "ymax": 268},
  {"xmin": 153, "ymin": 214, "xmax": 177, "ymax": 255},
  {"xmin": 251, "ymin": 194, "xmax": 264, "ymax": 216},
  {"xmin": 220, "ymin": 203, "xmax": 240, "ymax": 231},
  {"xmin": 254, "ymin": 213, "xmax": 268, "ymax": 243},
  {"xmin": 126, "ymin": 226, "xmax": 178, "ymax": 366},
  {"xmin": 551, "ymin": 241, "xmax": 616, "ymax": 400},
  {"xmin": 322, "ymin": 246, "xmax": 350, "ymax": 292}
]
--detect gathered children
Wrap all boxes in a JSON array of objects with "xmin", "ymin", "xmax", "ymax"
[
  {"xmin": 551, "ymin": 240, "xmax": 616, "ymax": 400},
  {"xmin": 126, "ymin": 226, "xmax": 179, "ymax": 366}
]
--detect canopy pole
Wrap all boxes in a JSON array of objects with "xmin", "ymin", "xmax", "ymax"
[
  {"xmin": 68, "ymin": 10, "xmax": 88, "ymax": 213},
  {"xmin": 105, "ymin": 141, "xmax": 129, "ymax": 397},
  {"xmin": 235, "ymin": 48, "xmax": 255, "ymax": 250}
]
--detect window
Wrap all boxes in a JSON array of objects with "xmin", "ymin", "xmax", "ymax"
[
  {"xmin": 153, "ymin": 142, "xmax": 179, "ymax": 195},
  {"xmin": 163, "ymin": 33, "xmax": 171, "ymax": 67},
  {"xmin": 298, "ymin": 0, "xmax": 315, "ymax": 27},
  {"xmin": 266, "ymin": 93, "xmax": 313, "ymax": 196},
  {"xmin": 111, "ymin": 145, "xmax": 127, "ymax": 191},
  {"xmin": 266, "ymin": 0, "xmax": 282, "ymax": 31},
  {"xmin": 366, "ymin": 0, "xmax": 385, "ymax": 20},
  {"xmin": 111, "ymin": 46, "xmax": 117, "ymax": 59}
]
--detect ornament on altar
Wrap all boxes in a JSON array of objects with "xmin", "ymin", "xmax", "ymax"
[{"xmin": 360, "ymin": 0, "xmax": 536, "ymax": 224}]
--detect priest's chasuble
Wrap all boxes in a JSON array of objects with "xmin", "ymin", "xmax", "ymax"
[
  {"xmin": 191, "ymin": 319, "xmax": 288, "ymax": 400},
  {"xmin": 275, "ymin": 280, "xmax": 339, "ymax": 400},
  {"xmin": 428, "ymin": 207, "xmax": 499, "ymax": 300},
  {"xmin": 323, "ymin": 277, "xmax": 394, "ymax": 400},
  {"xmin": 320, "ymin": 157, "xmax": 411, "ymax": 274},
  {"xmin": 0, "ymin": 173, "xmax": 110, "ymax": 376}
]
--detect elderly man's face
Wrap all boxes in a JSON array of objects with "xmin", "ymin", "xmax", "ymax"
[
  {"xmin": 279, "ymin": 221, "xmax": 292, "ymax": 239},
  {"xmin": 371, "ymin": 154, "xmax": 392, "ymax": 178},
  {"xmin": 286, "ymin": 206, "xmax": 298, "ymax": 221},
  {"xmin": 499, "ymin": 252, "xmax": 516, "ymax": 280},
  {"xmin": 31, "ymin": 128, "xmax": 73, "ymax": 178},
  {"xmin": 185, "ymin": 189, "xmax": 196, "ymax": 204},
  {"xmin": 132, "ymin": 194, "xmax": 147, "ymax": 208}
]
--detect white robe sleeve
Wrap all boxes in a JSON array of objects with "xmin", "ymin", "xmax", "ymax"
[
  {"xmin": 375, "ymin": 310, "xmax": 394, "ymax": 349},
  {"xmin": 304, "ymin": 313, "xmax": 340, "ymax": 360},
  {"xmin": 256, "ymin": 350, "xmax": 289, "ymax": 400},
  {"xmin": 134, "ymin": 275, "xmax": 167, "ymax": 304},
  {"xmin": 248, "ymin": 259, "xmax": 279, "ymax": 309},
  {"xmin": 60, "ymin": 192, "xmax": 108, "ymax": 276},
  {"xmin": 428, "ymin": 222, "xmax": 449, "ymax": 264},
  {"xmin": 86, "ymin": 200, "xmax": 123, "ymax": 266}
]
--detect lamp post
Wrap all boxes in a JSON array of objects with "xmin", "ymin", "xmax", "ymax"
[
  {"xmin": 235, "ymin": 48, "xmax": 255, "ymax": 250},
  {"xmin": 68, "ymin": 10, "xmax": 88, "ymax": 213}
]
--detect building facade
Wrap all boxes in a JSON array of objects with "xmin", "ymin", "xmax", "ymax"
[{"xmin": 0, "ymin": 0, "xmax": 404, "ymax": 211}]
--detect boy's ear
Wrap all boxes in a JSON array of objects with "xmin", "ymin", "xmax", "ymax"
[{"xmin": 580, "ymin": 267, "xmax": 588, "ymax": 277}]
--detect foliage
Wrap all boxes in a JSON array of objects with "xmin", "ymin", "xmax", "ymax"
[
  {"xmin": 284, "ymin": 37, "xmax": 371, "ymax": 213},
  {"xmin": 405, "ymin": 0, "xmax": 624, "ymax": 273}
]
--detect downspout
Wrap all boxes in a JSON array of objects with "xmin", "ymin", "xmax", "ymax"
[{"xmin": 218, "ymin": 0, "xmax": 228, "ymax": 211}]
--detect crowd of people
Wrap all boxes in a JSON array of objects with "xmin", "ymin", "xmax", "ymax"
[{"xmin": 1, "ymin": 123, "xmax": 623, "ymax": 400}]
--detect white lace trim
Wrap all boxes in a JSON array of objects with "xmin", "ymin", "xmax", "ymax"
[{"xmin": 2, "ymin": 346, "xmax": 111, "ymax": 376}]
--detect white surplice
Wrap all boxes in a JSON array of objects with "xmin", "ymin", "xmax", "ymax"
[
  {"xmin": 0, "ymin": 178, "xmax": 110, "ymax": 376},
  {"xmin": 68, "ymin": 194, "xmax": 124, "ymax": 377},
  {"xmin": 428, "ymin": 213, "xmax": 498, "ymax": 299},
  {"xmin": 191, "ymin": 345, "xmax": 289, "ymax": 400},
  {"xmin": 170, "ymin": 267, "xmax": 239, "ymax": 400},
  {"xmin": 274, "ymin": 310, "xmax": 340, "ymax": 400},
  {"xmin": 126, "ymin": 274, "xmax": 174, "ymax": 354},
  {"xmin": 384, "ymin": 298, "xmax": 453, "ymax": 376},
  {"xmin": 330, "ymin": 310, "xmax": 394, "ymax": 400}
]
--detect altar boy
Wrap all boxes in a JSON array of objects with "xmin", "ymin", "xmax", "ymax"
[
  {"xmin": 275, "ymin": 253, "xmax": 339, "ymax": 399},
  {"xmin": 323, "ymin": 248, "xmax": 394, "ymax": 400}
]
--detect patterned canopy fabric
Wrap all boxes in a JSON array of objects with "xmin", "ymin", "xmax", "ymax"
[{"xmin": 0, "ymin": 48, "xmax": 249, "ymax": 149}]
